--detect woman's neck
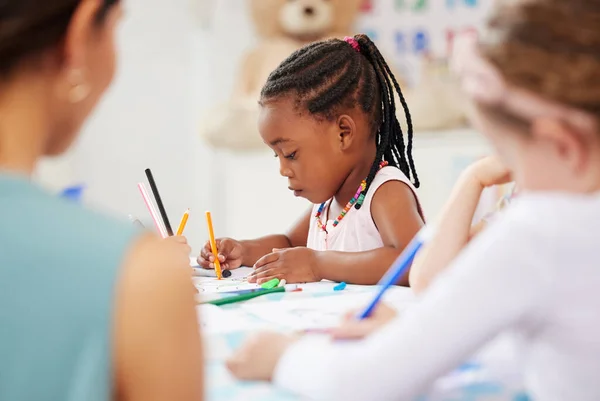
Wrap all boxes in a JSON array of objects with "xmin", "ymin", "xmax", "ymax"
[{"xmin": 0, "ymin": 78, "xmax": 49, "ymax": 175}]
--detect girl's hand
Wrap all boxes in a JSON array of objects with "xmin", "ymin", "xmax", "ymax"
[
  {"xmin": 330, "ymin": 303, "xmax": 397, "ymax": 340},
  {"xmin": 249, "ymin": 247, "xmax": 321, "ymax": 284},
  {"xmin": 163, "ymin": 235, "xmax": 192, "ymax": 259},
  {"xmin": 468, "ymin": 155, "xmax": 512, "ymax": 188},
  {"xmin": 197, "ymin": 238, "xmax": 244, "ymax": 270},
  {"xmin": 227, "ymin": 332, "xmax": 298, "ymax": 381}
]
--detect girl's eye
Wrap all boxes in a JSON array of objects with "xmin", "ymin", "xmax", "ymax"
[{"xmin": 284, "ymin": 151, "xmax": 297, "ymax": 160}]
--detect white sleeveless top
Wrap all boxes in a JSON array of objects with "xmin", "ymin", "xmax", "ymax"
[{"xmin": 306, "ymin": 167, "xmax": 423, "ymax": 251}]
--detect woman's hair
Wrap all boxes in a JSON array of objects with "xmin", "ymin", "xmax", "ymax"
[
  {"xmin": 260, "ymin": 34, "xmax": 419, "ymax": 208},
  {"xmin": 0, "ymin": 0, "xmax": 119, "ymax": 77},
  {"xmin": 481, "ymin": 0, "xmax": 600, "ymax": 120}
]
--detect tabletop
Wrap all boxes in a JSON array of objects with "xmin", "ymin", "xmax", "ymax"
[{"xmin": 194, "ymin": 267, "xmax": 529, "ymax": 401}]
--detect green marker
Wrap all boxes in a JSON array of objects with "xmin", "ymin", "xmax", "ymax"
[
  {"xmin": 203, "ymin": 286, "xmax": 285, "ymax": 306},
  {"xmin": 261, "ymin": 278, "xmax": 280, "ymax": 289}
]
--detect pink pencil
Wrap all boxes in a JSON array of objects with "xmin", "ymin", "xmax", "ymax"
[{"xmin": 138, "ymin": 183, "xmax": 167, "ymax": 238}]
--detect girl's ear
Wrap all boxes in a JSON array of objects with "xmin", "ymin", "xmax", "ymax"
[
  {"xmin": 337, "ymin": 114, "xmax": 356, "ymax": 151},
  {"xmin": 531, "ymin": 117, "xmax": 589, "ymax": 174}
]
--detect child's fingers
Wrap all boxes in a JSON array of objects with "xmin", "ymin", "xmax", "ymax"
[
  {"xmin": 196, "ymin": 257, "xmax": 212, "ymax": 269},
  {"xmin": 247, "ymin": 268, "xmax": 278, "ymax": 283},
  {"xmin": 254, "ymin": 252, "xmax": 280, "ymax": 269},
  {"xmin": 250, "ymin": 263, "xmax": 277, "ymax": 278},
  {"xmin": 343, "ymin": 309, "xmax": 360, "ymax": 321},
  {"xmin": 216, "ymin": 238, "xmax": 236, "ymax": 260},
  {"xmin": 330, "ymin": 322, "xmax": 375, "ymax": 340},
  {"xmin": 198, "ymin": 247, "xmax": 215, "ymax": 263},
  {"xmin": 272, "ymin": 248, "xmax": 287, "ymax": 252},
  {"xmin": 249, "ymin": 267, "xmax": 281, "ymax": 283},
  {"xmin": 256, "ymin": 275, "xmax": 281, "ymax": 285}
]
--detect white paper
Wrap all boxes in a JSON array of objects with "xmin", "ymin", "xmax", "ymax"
[
  {"xmin": 197, "ymin": 304, "xmax": 265, "ymax": 335},
  {"xmin": 193, "ymin": 267, "xmax": 257, "ymax": 293},
  {"xmin": 241, "ymin": 289, "xmax": 415, "ymax": 331}
]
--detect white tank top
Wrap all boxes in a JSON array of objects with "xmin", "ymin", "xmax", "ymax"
[{"xmin": 306, "ymin": 166, "xmax": 423, "ymax": 251}]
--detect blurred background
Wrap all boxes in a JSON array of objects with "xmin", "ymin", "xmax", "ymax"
[{"xmin": 35, "ymin": 0, "xmax": 499, "ymax": 253}]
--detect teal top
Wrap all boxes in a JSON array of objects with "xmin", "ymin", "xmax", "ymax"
[{"xmin": 0, "ymin": 173, "xmax": 139, "ymax": 401}]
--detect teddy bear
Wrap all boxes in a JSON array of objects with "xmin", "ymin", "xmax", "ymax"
[{"xmin": 199, "ymin": 0, "xmax": 364, "ymax": 151}]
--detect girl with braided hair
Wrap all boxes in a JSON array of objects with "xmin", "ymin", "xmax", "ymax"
[{"xmin": 199, "ymin": 34, "xmax": 425, "ymax": 286}]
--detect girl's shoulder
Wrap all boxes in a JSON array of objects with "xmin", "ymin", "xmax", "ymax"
[{"xmin": 369, "ymin": 166, "xmax": 425, "ymax": 220}]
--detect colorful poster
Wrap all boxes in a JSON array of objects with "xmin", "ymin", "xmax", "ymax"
[{"xmin": 356, "ymin": 0, "xmax": 493, "ymax": 85}]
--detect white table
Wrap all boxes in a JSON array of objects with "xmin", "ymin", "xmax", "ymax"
[{"xmin": 196, "ymin": 270, "xmax": 528, "ymax": 401}]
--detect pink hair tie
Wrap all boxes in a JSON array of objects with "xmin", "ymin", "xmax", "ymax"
[{"xmin": 344, "ymin": 36, "xmax": 360, "ymax": 53}]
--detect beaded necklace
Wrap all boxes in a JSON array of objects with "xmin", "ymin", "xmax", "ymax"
[{"xmin": 315, "ymin": 161, "xmax": 389, "ymax": 234}]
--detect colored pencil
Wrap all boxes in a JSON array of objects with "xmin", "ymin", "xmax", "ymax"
[
  {"xmin": 202, "ymin": 286, "xmax": 286, "ymax": 306},
  {"xmin": 145, "ymin": 168, "xmax": 173, "ymax": 236},
  {"xmin": 137, "ymin": 183, "xmax": 167, "ymax": 238},
  {"xmin": 357, "ymin": 226, "xmax": 432, "ymax": 319},
  {"xmin": 205, "ymin": 211, "xmax": 223, "ymax": 279},
  {"xmin": 176, "ymin": 209, "xmax": 190, "ymax": 236}
]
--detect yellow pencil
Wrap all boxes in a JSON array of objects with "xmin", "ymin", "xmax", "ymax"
[
  {"xmin": 176, "ymin": 209, "xmax": 190, "ymax": 236},
  {"xmin": 205, "ymin": 211, "xmax": 222, "ymax": 279}
]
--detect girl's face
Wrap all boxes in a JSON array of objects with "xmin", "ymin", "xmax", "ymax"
[
  {"xmin": 469, "ymin": 104, "xmax": 600, "ymax": 193},
  {"xmin": 258, "ymin": 98, "xmax": 358, "ymax": 204}
]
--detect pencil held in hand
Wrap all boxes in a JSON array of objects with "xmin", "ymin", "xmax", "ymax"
[
  {"xmin": 145, "ymin": 168, "xmax": 173, "ymax": 236},
  {"xmin": 205, "ymin": 211, "xmax": 223, "ymax": 279},
  {"xmin": 137, "ymin": 183, "xmax": 167, "ymax": 238}
]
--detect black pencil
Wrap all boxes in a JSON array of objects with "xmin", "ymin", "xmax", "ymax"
[{"xmin": 145, "ymin": 168, "xmax": 173, "ymax": 236}]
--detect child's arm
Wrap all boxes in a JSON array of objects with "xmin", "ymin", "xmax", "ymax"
[
  {"xmin": 116, "ymin": 234, "xmax": 204, "ymax": 401},
  {"xmin": 409, "ymin": 156, "xmax": 511, "ymax": 293},
  {"xmin": 317, "ymin": 181, "xmax": 423, "ymax": 285},
  {"xmin": 250, "ymin": 181, "xmax": 423, "ymax": 285},
  {"xmin": 228, "ymin": 215, "xmax": 550, "ymax": 401},
  {"xmin": 238, "ymin": 210, "xmax": 311, "ymax": 265},
  {"xmin": 197, "ymin": 209, "xmax": 311, "ymax": 269}
]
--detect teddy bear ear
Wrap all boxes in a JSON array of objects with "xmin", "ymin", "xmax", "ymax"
[
  {"xmin": 249, "ymin": 0, "xmax": 285, "ymax": 38},
  {"xmin": 330, "ymin": 0, "xmax": 363, "ymax": 36}
]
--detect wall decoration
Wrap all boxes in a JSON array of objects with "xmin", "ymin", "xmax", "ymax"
[{"xmin": 355, "ymin": 0, "xmax": 493, "ymax": 131}]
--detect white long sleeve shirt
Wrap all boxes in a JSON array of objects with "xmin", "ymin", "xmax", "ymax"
[{"xmin": 273, "ymin": 192, "xmax": 600, "ymax": 401}]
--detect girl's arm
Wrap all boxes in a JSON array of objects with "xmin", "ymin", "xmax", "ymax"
[
  {"xmin": 272, "ymin": 216, "xmax": 549, "ymax": 401},
  {"xmin": 409, "ymin": 156, "xmax": 511, "ymax": 293},
  {"xmin": 315, "ymin": 181, "xmax": 424, "ymax": 285},
  {"xmin": 198, "ymin": 209, "xmax": 311, "ymax": 269},
  {"xmin": 238, "ymin": 209, "xmax": 312, "ymax": 266},
  {"xmin": 408, "ymin": 170, "xmax": 485, "ymax": 293},
  {"xmin": 249, "ymin": 181, "xmax": 422, "ymax": 285}
]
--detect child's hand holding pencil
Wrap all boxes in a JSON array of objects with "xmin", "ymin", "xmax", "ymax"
[
  {"xmin": 328, "ymin": 303, "xmax": 397, "ymax": 340},
  {"xmin": 197, "ymin": 237, "xmax": 244, "ymax": 271}
]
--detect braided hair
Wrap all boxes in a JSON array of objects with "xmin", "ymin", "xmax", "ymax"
[{"xmin": 260, "ymin": 34, "xmax": 419, "ymax": 210}]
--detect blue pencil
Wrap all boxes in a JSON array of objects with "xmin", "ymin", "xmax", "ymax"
[{"xmin": 357, "ymin": 226, "xmax": 432, "ymax": 319}]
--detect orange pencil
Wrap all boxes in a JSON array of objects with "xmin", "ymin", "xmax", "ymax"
[
  {"xmin": 176, "ymin": 209, "xmax": 190, "ymax": 236},
  {"xmin": 205, "ymin": 211, "xmax": 222, "ymax": 279}
]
